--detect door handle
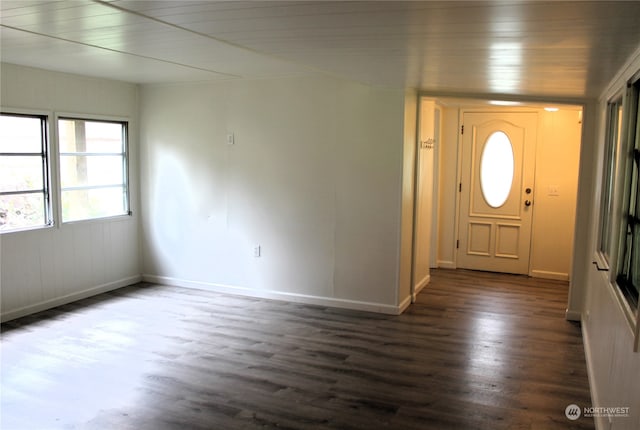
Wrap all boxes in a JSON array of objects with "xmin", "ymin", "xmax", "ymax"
[{"xmin": 524, "ymin": 200, "xmax": 532, "ymax": 207}]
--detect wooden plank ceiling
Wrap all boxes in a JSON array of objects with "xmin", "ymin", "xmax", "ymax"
[{"xmin": 2, "ymin": 1, "xmax": 640, "ymax": 98}]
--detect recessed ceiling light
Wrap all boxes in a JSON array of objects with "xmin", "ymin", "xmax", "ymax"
[
  {"xmin": 489, "ymin": 100, "xmax": 522, "ymax": 106},
  {"xmin": 544, "ymin": 107, "xmax": 559, "ymax": 112}
]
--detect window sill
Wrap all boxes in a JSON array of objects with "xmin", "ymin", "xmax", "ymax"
[
  {"xmin": 0, "ymin": 223, "xmax": 56, "ymax": 235},
  {"xmin": 60, "ymin": 212, "xmax": 133, "ymax": 227}
]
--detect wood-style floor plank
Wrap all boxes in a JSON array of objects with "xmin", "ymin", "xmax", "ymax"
[{"xmin": 1, "ymin": 269, "xmax": 594, "ymax": 429}]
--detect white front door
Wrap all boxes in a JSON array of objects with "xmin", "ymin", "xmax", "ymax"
[{"xmin": 457, "ymin": 112, "xmax": 537, "ymax": 275}]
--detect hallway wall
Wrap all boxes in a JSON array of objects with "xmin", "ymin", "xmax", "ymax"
[
  {"xmin": 412, "ymin": 100, "xmax": 436, "ymax": 294},
  {"xmin": 530, "ymin": 108, "xmax": 582, "ymax": 280},
  {"xmin": 581, "ymin": 45, "xmax": 640, "ymax": 430},
  {"xmin": 435, "ymin": 105, "xmax": 460, "ymax": 269}
]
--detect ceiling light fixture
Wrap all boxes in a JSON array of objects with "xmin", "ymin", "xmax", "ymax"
[{"xmin": 489, "ymin": 100, "xmax": 522, "ymax": 106}]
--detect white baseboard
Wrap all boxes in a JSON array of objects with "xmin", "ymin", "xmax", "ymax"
[
  {"xmin": 143, "ymin": 274, "xmax": 404, "ymax": 315},
  {"xmin": 530, "ymin": 270, "xmax": 569, "ymax": 281},
  {"xmin": 412, "ymin": 274, "xmax": 430, "ymax": 301},
  {"xmin": 437, "ymin": 260, "xmax": 456, "ymax": 269},
  {"xmin": 0, "ymin": 275, "xmax": 142, "ymax": 323},
  {"xmin": 398, "ymin": 294, "xmax": 412, "ymax": 313},
  {"xmin": 565, "ymin": 309, "xmax": 582, "ymax": 321}
]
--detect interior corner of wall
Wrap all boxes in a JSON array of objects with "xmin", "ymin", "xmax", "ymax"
[{"xmin": 398, "ymin": 293, "xmax": 412, "ymax": 314}]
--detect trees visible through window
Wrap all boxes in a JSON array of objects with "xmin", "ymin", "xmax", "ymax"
[
  {"xmin": 58, "ymin": 118, "xmax": 129, "ymax": 222},
  {"xmin": 0, "ymin": 113, "xmax": 51, "ymax": 231}
]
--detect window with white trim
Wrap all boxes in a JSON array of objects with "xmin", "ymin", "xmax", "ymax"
[
  {"xmin": 616, "ymin": 80, "xmax": 640, "ymax": 311},
  {"xmin": 57, "ymin": 117, "xmax": 129, "ymax": 222},
  {"xmin": 0, "ymin": 113, "xmax": 52, "ymax": 232},
  {"xmin": 600, "ymin": 75, "xmax": 640, "ymax": 352},
  {"xmin": 599, "ymin": 99, "xmax": 623, "ymax": 259}
]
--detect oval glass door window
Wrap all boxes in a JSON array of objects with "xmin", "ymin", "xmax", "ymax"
[{"xmin": 480, "ymin": 131, "xmax": 514, "ymax": 208}]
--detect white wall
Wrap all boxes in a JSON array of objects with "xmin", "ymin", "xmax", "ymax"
[
  {"xmin": 0, "ymin": 63, "xmax": 141, "ymax": 321},
  {"xmin": 399, "ymin": 90, "xmax": 418, "ymax": 307},
  {"xmin": 581, "ymin": 46, "xmax": 640, "ymax": 430},
  {"xmin": 430, "ymin": 106, "xmax": 442, "ymax": 268},
  {"xmin": 139, "ymin": 76, "xmax": 407, "ymax": 313},
  {"xmin": 436, "ymin": 106, "xmax": 460, "ymax": 268},
  {"xmin": 529, "ymin": 108, "xmax": 582, "ymax": 280},
  {"xmin": 412, "ymin": 99, "xmax": 435, "ymax": 294}
]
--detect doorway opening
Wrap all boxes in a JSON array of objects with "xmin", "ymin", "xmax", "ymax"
[{"xmin": 411, "ymin": 96, "xmax": 583, "ymax": 297}]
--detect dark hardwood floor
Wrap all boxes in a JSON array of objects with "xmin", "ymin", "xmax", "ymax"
[{"xmin": 1, "ymin": 269, "xmax": 594, "ymax": 430}]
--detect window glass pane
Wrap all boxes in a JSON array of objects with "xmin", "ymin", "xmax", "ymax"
[
  {"xmin": 480, "ymin": 131, "xmax": 515, "ymax": 208},
  {"xmin": 58, "ymin": 119, "xmax": 123, "ymax": 153},
  {"xmin": 0, "ymin": 113, "xmax": 50, "ymax": 232},
  {"xmin": 57, "ymin": 119, "xmax": 76, "ymax": 153},
  {"xmin": 85, "ymin": 121, "xmax": 124, "ymax": 153},
  {"xmin": 616, "ymin": 82, "xmax": 640, "ymax": 311},
  {"xmin": 0, "ymin": 156, "xmax": 44, "ymax": 193},
  {"xmin": 61, "ymin": 187, "xmax": 126, "ymax": 222},
  {"xmin": 0, "ymin": 115, "xmax": 43, "ymax": 153},
  {"xmin": 60, "ymin": 155, "xmax": 124, "ymax": 188},
  {"xmin": 58, "ymin": 117, "xmax": 128, "ymax": 223},
  {"xmin": 0, "ymin": 193, "xmax": 45, "ymax": 231},
  {"xmin": 599, "ymin": 102, "xmax": 622, "ymax": 257}
]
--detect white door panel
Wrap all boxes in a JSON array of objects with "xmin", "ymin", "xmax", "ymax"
[{"xmin": 457, "ymin": 112, "xmax": 537, "ymax": 275}]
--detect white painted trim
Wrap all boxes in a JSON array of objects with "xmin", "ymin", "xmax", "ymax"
[
  {"xmin": 565, "ymin": 309, "xmax": 582, "ymax": 322},
  {"xmin": 143, "ymin": 274, "xmax": 404, "ymax": 315},
  {"xmin": 430, "ymin": 106, "xmax": 442, "ymax": 269},
  {"xmin": 601, "ymin": 43, "xmax": 640, "ymax": 102},
  {"xmin": 398, "ymin": 294, "xmax": 412, "ymax": 314},
  {"xmin": 581, "ymin": 322, "xmax": 606, "ymax": 430},
  {"xmin": 412, "ymin": 274, "xmax": 430, "ymax": 301},
  {"xmin": 530, "ymin": 270, "xmax": 569, "ymax": 281},
  {"xmin": 437, "ymin": 260, "xmax": 456, "ymax": 269},
  {"xmin": 0, "ymin": 275, "xmax": 142, "ymax": 323}
]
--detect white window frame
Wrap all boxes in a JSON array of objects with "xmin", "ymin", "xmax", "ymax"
[
  {"xmin": 615, "ymin": 80, "xmax": 640, "ymax": 343},
  {"xmin": 598, "ymin": 96, "xmax": 624, "ymax": 261},
  {"xmin": 55, "ymin": 113, "xmax": 131, "ymax": 224},
  {"xmin": 600, "ymin": 75, "xmax": 640, "ymax": 351},
  {"xmin": 0, "ymin": 109, "xmax": 54, "ymax": 233}
]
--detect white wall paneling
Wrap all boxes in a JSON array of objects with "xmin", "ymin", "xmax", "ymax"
[
  {"xmin": 3, "ymin": 1, "xmax": 640, "ymax": 98},
  {"xmin": 399, "ymin": 90, "xmax": 418, "ymax": 306},
  {"xmin": 412, "ymin": 99, "xmax": 435, "ymax": 296},
  {"xmin": 0, "ymin": 64, "xmax": 141, "ymax": 322},
  {"xmin": 139, "ymin": 75, "xmax": 406, "ymax": 311},
  {"xmin": 580, "ymin": 46, "xmax": 640, "ymax": 430}
]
